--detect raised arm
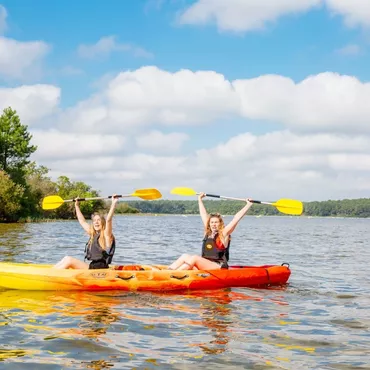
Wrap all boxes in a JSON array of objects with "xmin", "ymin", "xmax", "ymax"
[
  {"xmin": 223, "ymin": 199, "xmax": 253, "ymax": 237},
  {"xmin": 104, "ymin": 194, "xmax": 119, "ymax": 240},
  {"xmin": 75, "ymin": 198, "xmax": 90, "ymax": 234},
  {"xmin": 198, "ymin": 192, "xmax": 208, "ymax": 228}
]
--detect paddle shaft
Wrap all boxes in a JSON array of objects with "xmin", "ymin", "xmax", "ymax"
[
  {"xmin": 203, "ymin": 193, "xmax": 271, "ymax": 206},
  {"xmin": 170, "ymin": 187, "xmax": 302, "ymax": 215},
  {"xmin": 63, "ymin": 195, "xmax": 124, "ymax": 203}
]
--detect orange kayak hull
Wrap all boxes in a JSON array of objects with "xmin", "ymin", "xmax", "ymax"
[{"xmin": 0, "ymin": 262, "xmax": 291, "ymax": 291}]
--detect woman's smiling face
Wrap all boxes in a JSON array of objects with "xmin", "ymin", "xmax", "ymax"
[
  {"xmin": 92, "ymin": 215, "xmax": 102, "ymax": 231},
  {"xmin": 209, "ymin": 216, "xmax": 221, "ymax": 232}
]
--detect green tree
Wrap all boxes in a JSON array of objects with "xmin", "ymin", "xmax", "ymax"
[
  {"xmin": 116, "ymin": 202, "xmax": 139, "ymax": 214},
  {"xmin": 23, "ymin": 163, "xmax": 57, "ymax": 219},
  {"xmin": 0, "ymin": 170, "xmax": 24, "ymax": 222},
  {"xmin": 0, "ymin": 107, "xmax": 37, "ymax": 185},
  {"xmin": 26, "ymin": 163, "xmax": 56, "ymax": 199},
  {"xmin": 51, "ymin": 176, "xmax": 105, "ymax": 219}
]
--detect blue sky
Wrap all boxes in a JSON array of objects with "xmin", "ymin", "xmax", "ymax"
[{"xmin": 1, "ymin": 0, "xmax": 370, "ymax": 202}]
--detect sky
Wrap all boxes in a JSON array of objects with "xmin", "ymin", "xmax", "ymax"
[{"xmin": 1, "ymin": 0, "xmax": 370, "ymax": 202}]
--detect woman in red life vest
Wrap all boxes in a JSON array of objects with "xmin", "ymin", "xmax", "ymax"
[
  {"xmin": 168, "ymin": 192, "xmax": 253, "ymax": 270},
  {"xmin": 53, "ymin": 195, "xmax": 119, "ymax": 269}
]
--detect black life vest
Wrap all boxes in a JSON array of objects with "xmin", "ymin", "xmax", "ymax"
[
  {"xmin": 84, "ymin": 232, "xmax": 115, "ymax": 265},
  {"xmin": 201, "ymin": 233, "xmax": 230, "ymax": 263}
]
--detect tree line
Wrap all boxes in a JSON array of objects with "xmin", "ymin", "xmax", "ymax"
[
  {"xmin": 1, "ymin": 107, "xmax": 369, "ymax": 222},
  {"xmin": 126, "ymin": 198, "xmax": 370, "ymax": 218}
]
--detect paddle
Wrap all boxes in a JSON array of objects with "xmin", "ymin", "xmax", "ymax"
[
  {"xmin": 170, "ymin": 187, "xmax": 303, "ymax": 216},
  {"xmin": 42, "ymin": 188, "xmax": 162, "ymax": 210}
]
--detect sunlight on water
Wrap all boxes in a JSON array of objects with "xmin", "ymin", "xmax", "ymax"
[{"xmin": 0, "ymin": 216, "xmax": 369, "ymax": 369}]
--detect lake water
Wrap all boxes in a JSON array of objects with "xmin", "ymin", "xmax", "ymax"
[{"xmin": 0, "ymin": 215, "xmax": 369, "ymax": 369}]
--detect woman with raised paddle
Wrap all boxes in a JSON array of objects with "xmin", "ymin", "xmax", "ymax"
[
  {"xmin": 168, "ymin": 193, "xmax": 253, "ymax": 271},
  {"xmin": 53, "ymin": 195, "xmax": 119, "ymax": 269}
]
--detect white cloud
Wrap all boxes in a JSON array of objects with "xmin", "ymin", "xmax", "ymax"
[
  {"xmin": 0, "ymin": 36, "xmax": 50, "ymax": 80},
  {"xmin": 0, "ymin": 5, "xmax": 7, "ymax": 35},
  {"xmin": 58, "ymin": 96, "xmax": 109, "ymax": 132},
  {"xmin": 328, "ymin": 153, "xmax": 370, "ymax": 171},
  {"xmin": 32, "ymin": 130, "xmax": 126, "ymax": 160},
  {"xmin": 105, "ymin": 67, "xmax": 239, "ymax": 122},
  {"xmin": 178, "ymin": 0, "xmax": 321, "ymax": 32},
  {"xmin": 77, "ymin": 35, "xmax": 153, "ymax": 59},
  {"xmin": 336, "ymin": 44, "xmax": 361, "ymax": 55},
  {"xmin": 178, "ymin": 0, "xmax": 370, "ymax": 32},
  {"xmin": 121, "ymin": 153, "xmax": 188, "ymax": 175},
  {"xmin": 136, "ymin": 130, "xmax": 189, "ymax": 152},
  {"xmin": 106, "ymin": 66, "xmax": 237, "ymax": 125},
  {"xmin": 43, "ymin": 157, "xmax": 118, "ymax": 181},
  {"xmin": 195, "ymin": 131, "xmax": 370, "ymax": 169},
  {"xmin": 326, "ymin": 0, "xmax": 370, "ymax": 28},
  {"xmin": 189, "ymin": 131, "xmax": 370, "ymax": 200},
  {"xmin": 40, "ymin": 153, "xmax": 190, "ymax": 196},
  {"xmin": 234, "ymin": 72, "xmax": 370, "ymax": 133},
  {"xmin": 59, "ymin": 66, "xmax": 239, "ymax": 133},
  {"xmin": 59, "ymin": 67, "xmax": 370, "ymax": 136},
  {"xmin": 0, "ymin": 84, "xmax": 60, "ymax": 124}
]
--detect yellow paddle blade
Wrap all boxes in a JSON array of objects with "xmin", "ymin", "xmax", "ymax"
[
  {"xmin": 273, "ymin": 199, "xmax": 304, "ymax": 216},
  {"xmin": 132, "ymin": 188, "xmax": 162, "ymax": 200},
  {"xmin": 42, "ymin": 195, "xmax": 65, "ymax": 210},
  {"xmin": 170, "ymin": 187, "xmax": 198, "ymax": 196}
]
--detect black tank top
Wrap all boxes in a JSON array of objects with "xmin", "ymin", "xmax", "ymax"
[{"xmin": 84, "ymin": 232, "xmax": 115, "ymax": 264}]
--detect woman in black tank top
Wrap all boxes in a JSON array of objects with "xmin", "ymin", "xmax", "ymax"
[
  {"xmin": 53, "ymin": 194, "xmax": 119, "ymax": 269},
  {"xmin": 168, "ymin": 193, "xmax": 253, "ymax": 271}
]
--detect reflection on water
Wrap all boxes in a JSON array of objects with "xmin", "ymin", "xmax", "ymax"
[
  {"xmin": 0, "ymin": 223, "xmax": 30, "ymax": 260},
  {"xmin": 198, "ymin": 293, "xmax": 234, "ymax": 355},
  {"xmin": 0, "ymin": 216, "xmax": 370, "ymax": 369},
  {"xmin": 0, "ymin": 287, "xmax": 291, "ymax": 368}
]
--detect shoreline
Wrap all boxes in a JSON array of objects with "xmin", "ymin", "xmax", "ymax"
[{"xmin": 1, "ymin": 213, "xmax": 369, "ymax": 225}]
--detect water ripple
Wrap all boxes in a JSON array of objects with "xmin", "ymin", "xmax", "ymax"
[{"xmin": 0, "ymin": 216, "xmax": 369, "ymax": 369}]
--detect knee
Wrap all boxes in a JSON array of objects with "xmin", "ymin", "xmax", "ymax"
[
  {"xmin": 188, "ymin": 255, "xmax": 199, "ymax": 264},
  {"xmin": 181, "ymin": 254, "xmax": 191, "ymax": 260},
  {"xmin": 60, "ymin": 256, "xmax": 74, "ymax": 265}
]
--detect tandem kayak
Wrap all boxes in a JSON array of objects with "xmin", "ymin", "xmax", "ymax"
[{"xmin": 0, "ymin": 262, "xmax": 291, "ymax": 291}]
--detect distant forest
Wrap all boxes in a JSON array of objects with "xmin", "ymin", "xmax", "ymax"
[{"xmin": 123, "ymin": 198, "xmax": 370, "ymax": 218}]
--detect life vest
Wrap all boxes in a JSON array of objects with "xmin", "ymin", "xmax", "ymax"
[
  {"xmin": 201, "ymin": 233, "xmax": 230, "ymax": 263},
  {"xmin": 84, "ymin": 232, "xmax": 115, "ymax": 265}
]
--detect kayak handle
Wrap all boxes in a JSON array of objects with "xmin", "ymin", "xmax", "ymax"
[
  {"xmin": 116, "ymin": 274, "xmax": 135, "ymax": 281},
  {"xmin": 170, "ymin": 274, "xmax": 189, "ymax": 280}
]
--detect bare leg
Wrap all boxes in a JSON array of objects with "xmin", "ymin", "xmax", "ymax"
[
  {"xmin": 168, "ymin": 254, "xmax": 193, "ymax": 270},
  {"xmin": 169, "ymin": 254, "xmax": 222, "ymax": 271},
  {"xmin": 53, "ymin": 256, "xmax": 89, "ymax": 270},
  {"xmin": 190, "ymin": 256, "xmax": 221, "ymax": 270}
]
